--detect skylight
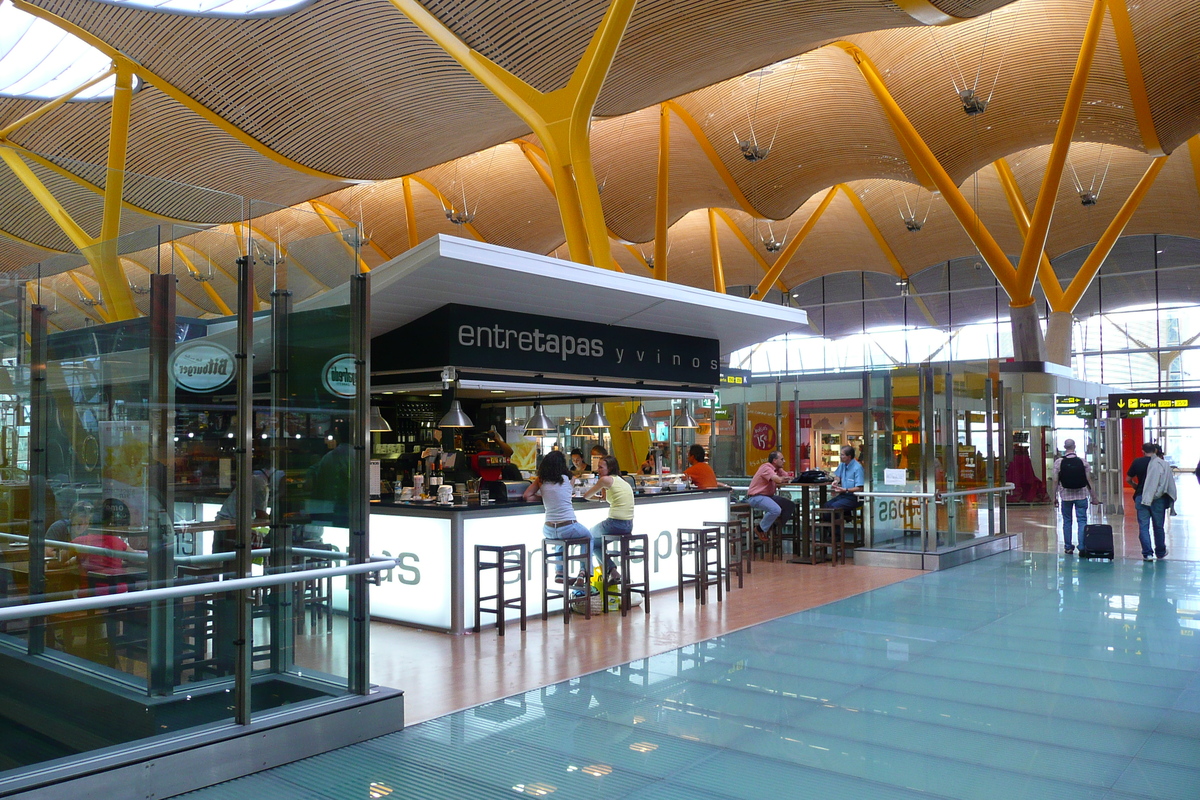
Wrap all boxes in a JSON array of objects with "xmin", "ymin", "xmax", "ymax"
[
  {"xmin": 100, "ymin": 0, "xmax": 310, "ymax": 15},
  {"xmin": 0, "ymin": 2, "xmax": 115, "ymax": 101}
]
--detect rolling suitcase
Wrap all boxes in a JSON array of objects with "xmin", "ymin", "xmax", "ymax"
[{"xmin": 1077, "ymin": 522, "xmax": 1114, "ymax": 559}]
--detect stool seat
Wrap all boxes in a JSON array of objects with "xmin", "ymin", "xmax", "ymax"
[
  {"xmin": 542, "ymin": 535, "xmax": 593, "ymax": 624},
  {"xmin": 474, "ymin": 544, "xmax": 526, "ymax": 635}
]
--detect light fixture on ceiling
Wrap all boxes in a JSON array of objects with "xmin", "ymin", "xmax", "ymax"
[
  {"xmin": 369, "ymin": 405, "xmax": 391, "ymax": 432},
  {"xmin": 438, "ymin": 399, "xmax": 474, "ymax": 428},
  {"xmin": 673, "ymin": 406, "xmax": 699, "ymax": 429},
  {"xmin": 621, "ymin": 403, "xmax": 652, "ymax": 432},
  {"xmin": 582, "ymin": 402, "xmax": 610, "ymax": 429},
  {"xmin": 896, "ymin": 278, "xmax": 910, "ymax": 297},
  {"xmin": 524, "ymin": 403, "xmax": 556, "ymax": 434},
  {"xmin": 959, "ymin": 88, "xmax": 987, "ymax": 116}
]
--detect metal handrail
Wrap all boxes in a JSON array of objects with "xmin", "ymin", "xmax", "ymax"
[
  {"xmin": 856, "ymin": 490, "xmax": 938, "ymax": 500},
  {"xmin": 937, "ymin": 483, "xmax": 1014, "ymax": 500},
  {"xmin": 0, "ymin": 559, "xmax": 396, "ymax": 623}
]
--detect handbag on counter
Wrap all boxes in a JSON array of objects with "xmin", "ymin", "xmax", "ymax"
[{"xmin": 794, "ymin": 470, "xmax": 832, "ymax": 484}]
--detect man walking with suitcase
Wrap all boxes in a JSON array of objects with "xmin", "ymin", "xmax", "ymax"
[{"xmin": 1052, "ymin": 439, "xmax": 1096, "ymax": 554}]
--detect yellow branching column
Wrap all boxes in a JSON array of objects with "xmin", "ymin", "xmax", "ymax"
[
  {"xmin": 654, "ymin": 104, "xmax": 669, "ymax": 281},
  {"xmin": 390, "ymin": 0, "xmax": 635, "ymax": 269},
  {"xmin": 402, "ymin": 177, "xmax": 419, "ymax": 250},
  {"xmin": 707, "ymin": 209, "xmax": 725, "ymax": 294},
  {"xmin": 95, "ymin": 62, "xmax": 139, "ymax": 320}
]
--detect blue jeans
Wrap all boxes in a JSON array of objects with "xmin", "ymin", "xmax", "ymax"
[
  {"xmin": 1135, "ymin": 495, "xmax": 1168, "ymax": 557},
  {"xmin": 1060, "ymin": 498, "xmax": 1088, "ymax": 549},
  {"xmin": 747, "ymin": 493, "xmax": 795, "ymax": 533},
  {"xmin": 591, "ymin": 517, "xmax": 633, "ymax": 574},
  {"xmin": 543, "ymin": 521, "xmax": 592, "ymax": 578}
]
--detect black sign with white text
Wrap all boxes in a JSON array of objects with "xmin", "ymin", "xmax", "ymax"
[{"xmin": 373, "ymin": 304, "xmax": 721, "ymax": 386}]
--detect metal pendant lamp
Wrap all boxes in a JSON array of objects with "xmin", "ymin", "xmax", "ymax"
[
  {"xmin": 582, "ymin": 401, "xmax": 610, "ymax": 429},
  {"xmin": 369, "ymin": 405, "xmax": 391, "ymax": 432},
  {"xmin": 438, "ymin": 399, "xmax": 474, "ymax": 428},
  {"xmin": 673, "ymin": 407, "xmax": 699, "ymax": 428},
  {"xmin": 524, "ymin": 403, "xmax": 555, "ymax": 434},
  {"xmin": 622, "ymin": 403, "xmax": 651, "ymax": 432}
]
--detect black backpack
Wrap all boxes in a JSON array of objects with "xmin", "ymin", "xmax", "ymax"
[{"xmin": 1058, "ymin": 455, "xmax": 1089, "ymax": 489}]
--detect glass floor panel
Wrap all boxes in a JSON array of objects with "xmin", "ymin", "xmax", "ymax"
[{"xmin": 182, "ymin": 553, "xmax": 1200, "ymax": 800}]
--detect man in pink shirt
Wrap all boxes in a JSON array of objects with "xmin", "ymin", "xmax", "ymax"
[{"xmin": 746, "ymin": 450, "xmax": 794, "ymax": 539}]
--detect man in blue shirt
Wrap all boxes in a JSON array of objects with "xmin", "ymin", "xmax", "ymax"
[{"xmin": 822, "ymin": 445, "xmax": 864, "ymax": 513}]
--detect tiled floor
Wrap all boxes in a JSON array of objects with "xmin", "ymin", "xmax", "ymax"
[{"xmin": 187, "ymin": 551, "xmax": 1200, "ymax": 799}]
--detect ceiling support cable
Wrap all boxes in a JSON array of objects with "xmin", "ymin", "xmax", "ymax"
[
  {"xmin": 309, "ymin": 198, "xmax": 392, "ymax": 264},
  {"xmin": 12, "ymin": 1, "xmax": 353, "ymax": 182},
  {"xmin": 306, "ymin": 202, "xmax": 373, "ymax": 275},
  {"xmin": 654, "ymin": 104, "xmax": 670, "ymax": 281},
  {"xmin": 708, "ymin": 209, "xmax": 726, "ymax": 294},
  {"xmin": 833, "ymin": 41, "xmax": 1016, "ymax": 298},
  {"xmin": 515, "ymin": 140, "xmax": 623, "ymax": 271},
  {"xmin": 390, "ymin": 0, "xmax": 636, "ymax": 271},
  {"xmin": 711, "ymin": 209, "xmax": 787, "ymax": 294},
  {"xmin": 63, "ymin": 271, "xmax": 111, "ymax": 323},
  {"xmin": 40, "ymin": 278, "xmax": 106, "ymax": 326},
  {"xmin": 1058, "ymin": 156, "xmax": 1167, "ymax": 311},
  {"xmin": 622, "ymin": 243, "xmax": 651, "ymax": 272},
  {"xmin": 171, "ymin": 243, "xmax": 233, "ymax": 316},
  {"xmin": 837, "ymin": 184, "xmax": 937, "ymax": 327},
  {"xmin": 401, "ymin": 177, "xmax": 420, "ymax": 250},
  {"xmin": 1011, "ymin": 0, "xmax": 1108, "ymax": 306},
  {"xmin": 663, "ymin": 101, "xmax": 761, "ymax": 217},
  {"xmin": 407, "ymin": 175, "xmax": 486, "ymax": 242},
  {"xmin": 993, "ymin": 158, "xmax": 1066, "ymax": 310},
  {"xmin": 1108, "ymin": 0, "xmax": 1164, "ymax": 157},
  {"xmin": 0, "ymin": 147, "xmax": 121, "ymax": 322},
  {"xmin": 751, "ymin": 186, "xmax": 837, "ymax": 300}
]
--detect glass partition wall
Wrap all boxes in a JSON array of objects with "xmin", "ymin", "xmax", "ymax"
[{"xmin": 0, "ymin": 202, "xmax": 372, "ymax": 782}]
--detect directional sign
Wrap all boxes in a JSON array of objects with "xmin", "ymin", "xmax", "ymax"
[
  {"xmin": 1111, "ymin": 391, "xmax": 1200, "ymax": 415},
  {"xmin": 1056, "ymin": 395, "xmax": 1085, "ymax": 405}
]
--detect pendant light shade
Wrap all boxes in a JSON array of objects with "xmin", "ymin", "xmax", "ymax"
[
  {"xmin": 622, "ymin": 403, "xmax": 651, "ymax": 432},
  {"xmin": 674, "ymin": 408, "xmax": 699, "ymax": 428},
  {"xmin": 524, "ymin": 403, "xmax": 555, "ymax": 433},
  {"xmin": 582, "ymin": 402, "xmax": 610, "ymax": 429},
  {"xmin": 369, "ymin": 405, "xmax": 391, "ymax": 432},
  {"xmin": 438, "ymin": 399, "xmax": 474, "ymax": 428}
]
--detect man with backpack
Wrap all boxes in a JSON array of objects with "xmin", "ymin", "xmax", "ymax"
[{"xmin": 1052, "ymin": 438, "xmax": 1096, "ymax": 554}]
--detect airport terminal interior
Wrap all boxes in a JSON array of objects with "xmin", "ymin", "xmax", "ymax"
[{"xmin": 1, "ymin": 0, "xmax": 1199, "ymax": 798}]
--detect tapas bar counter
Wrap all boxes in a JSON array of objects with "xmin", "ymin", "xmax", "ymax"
[{"xmin": 327, "ymin": 489, "xmax": 731, "ymax": 633}]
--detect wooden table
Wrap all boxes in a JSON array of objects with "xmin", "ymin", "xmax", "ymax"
[{"xmin": 779, "ymin": 482, "xmax": 830, "ymax": 562}]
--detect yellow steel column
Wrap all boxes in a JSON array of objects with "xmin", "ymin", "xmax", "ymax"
[
  {"xmin": 306, "ymin": 203, "xmax": 373, "ymax": 274},
  {"xmin": 834, "ymin": 42, "xmax": 1018, "ymax": 297},
  {"xmin": 401, "ymin": 176, "xmax": 420, "ymax": 250},
  {"xmin": 389, "ymin": 0, "xmax": 635, "ymax": 268},
  {"xmin": 752, "ymin": 186, "xmax": 838, "ymax": 300},
  {"xmin": 0, "ymin": 68, "xmax": 114, "ymax": 140},
  {"xmin": 707, "ymin": 208, "xmax": 726, "ymax": 294},
  {"xmin": 992, "ymin": 159, "xmax": 1066, "ymax": 311},
  {"xmin": 1109, "ymin": 0, "xmax": 1163, "ymax": 157},
  {"xmin": 654, "ymin": 104, "xmax": 670, "ymax": 281},
  {"xmin": 1012, "ymin": 0, "xmax": 1108, "ymax": 304},
  {"xmin": 712, "ymin": 209, "xmax": 788, "ymax": 294},
  {"xmin": 1058, "ymin": 156, "xmax": 1167, "ymax": 310},
  {"xmin": 97, "ymin": 62, "xmax": 139, "ymax": 320},
  {"xmin": 1188, "ymin": 136, "xmax": 1200, "ymax": 204}
]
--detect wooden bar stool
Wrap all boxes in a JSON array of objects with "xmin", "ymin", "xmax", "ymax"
[
  {"xmin": 677, "ymin": 527, "xmax": 723, "ymax": 605},
  {"xmin": 474, "ymin": 544, "xmax": 526, "ymax": 635},
  {"xmin": 542, "ymin": 535, "xmax": 592, "ymax": 624},
  {"xmin": 729, "ymin": 503, "xmax": 754, "ymax": 573},
  {"xmin": 811, "ymin": 508, "xmax": 846, "ymax": 566},
  {"xmin": 600, "ymin": 533, "xmax": 650, "ymax": 617},
  {"xmin": 703, "ymin": 520, "xmax": 747, "ymax": 590}
]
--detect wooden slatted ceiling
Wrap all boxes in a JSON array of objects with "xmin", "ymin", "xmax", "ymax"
[
  {"xmin": 846, "ymin": 0, "xmax": 1140, "ymax": 183},
  {"xmin": 14, "ymin": 87, "xmax": 346, "ymax": 223},
  {"xmin": 930, "ymin": 0, "xmax": 1016, "ymax": 15},
  {"xmin": 1126, "ymin": 0, "xmax": 1200, "ymax": 154}
]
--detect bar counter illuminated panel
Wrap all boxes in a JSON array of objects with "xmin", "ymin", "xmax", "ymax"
[{"xmin": 358, "ymin": 489, "xmax": 730, "ymax": 633}]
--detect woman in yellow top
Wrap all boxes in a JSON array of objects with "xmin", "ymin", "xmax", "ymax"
[{"xmin": 583, "ymin": 455, "xmax": 634, "ymax": 583}]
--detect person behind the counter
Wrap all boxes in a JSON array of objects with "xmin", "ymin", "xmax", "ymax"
[
  {"xmin": 569, "ymin": 449, "xmax": 589, "ymax": 478},
  {"xmin": 746, "ymin": 450, "xmax": 795, "ymax": 541},
  {"xmin": 684, "ymin": 445, "xmax": 729, "ymax": 490},
  {"xmin": 522, "ymin": 449, "xmax": 592, "ymax": 585},
  {"xmin": 583, "ymin": 455, "xmax": 634, "ymax": 582}
]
